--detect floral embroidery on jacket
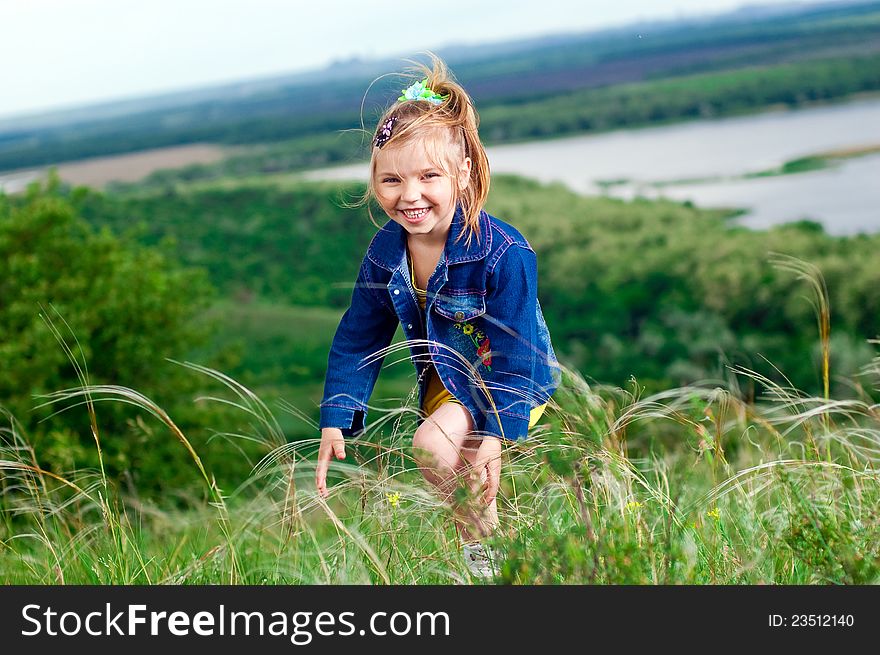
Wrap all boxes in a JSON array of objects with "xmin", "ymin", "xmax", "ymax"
[{"xmin": 453, "ymin": 321, "xmax": 492, "ymax": 371}]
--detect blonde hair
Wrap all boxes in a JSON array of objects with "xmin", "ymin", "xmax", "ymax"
[{"xmin": 360, "ymin": 52, "xmax": 490, "ymax": 247}]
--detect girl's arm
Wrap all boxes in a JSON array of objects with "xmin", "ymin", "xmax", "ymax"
[
  {"xmin": 319, "ymin": 256, "xmax": 399, "ymax": 436},
  {"xmin": 482, "ymin": 242, "xmax": 547, "ymax": 441}
]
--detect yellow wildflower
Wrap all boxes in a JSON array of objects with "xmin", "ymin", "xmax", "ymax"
[
  {"xmin": 706, "ymin": 507, "xmax": 720, "ymax": 520},
  {"xmin": 385, "ymin": 491, "xmax": 400, "ymax": 508},
  {"xmin": 625, "ymin": 501, "xmax": 643, "ymax": 513}
]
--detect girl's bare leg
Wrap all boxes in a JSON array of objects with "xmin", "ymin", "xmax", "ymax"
[
  {"xmin": 411, "ymin": 402, "xmax": 497, "ymax": 541},
  {"xmin": 458, "ymin": 435, "xmax": 499, "ymax": 541}
]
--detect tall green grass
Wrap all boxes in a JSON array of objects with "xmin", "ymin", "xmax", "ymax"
[{"xmin": 1, "ymin": 258, "xmax": 878, "ymax": 584}]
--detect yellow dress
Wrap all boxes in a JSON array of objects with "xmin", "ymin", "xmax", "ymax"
[{"xmin": 410, "ymin": 252, "xmax": 547, "ymax": 428}]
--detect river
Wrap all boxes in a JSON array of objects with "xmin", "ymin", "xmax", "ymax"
[{"xmin": 303, "ymin": 96, "xmax": 880, "ymax": 236}]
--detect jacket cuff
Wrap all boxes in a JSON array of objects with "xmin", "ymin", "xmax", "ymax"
[
  {"xmin": 319, "ymin": 404, "xmax": 366, "ymax": 438},
  {"xmin": 483, "ymin": 410, "xmax": 530, "ymax": 442}
]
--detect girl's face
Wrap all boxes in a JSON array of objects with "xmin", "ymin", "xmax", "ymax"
[{"xmin": 373, "ymin": 137, "xmax": 471, "ymax": 241}]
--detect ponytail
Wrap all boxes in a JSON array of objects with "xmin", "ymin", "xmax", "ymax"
[{"xmin": 363, "ymin": 52, "xmax": 489, "ymax": 247}]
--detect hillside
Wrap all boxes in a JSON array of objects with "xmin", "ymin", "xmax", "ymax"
[
  {"xmin": 70, "ymin": 175, "xmax": 880, "ymax": 403},
  {"xmin": 2, "ymin": 0, "xmax": 880, "ymax": 174}
]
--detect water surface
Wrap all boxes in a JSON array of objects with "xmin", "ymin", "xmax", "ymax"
[{"xmin": 304, "ymin": 97, "xmax": 880, "ymax": 235}]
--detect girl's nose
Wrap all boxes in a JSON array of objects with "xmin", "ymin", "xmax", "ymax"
[{"xmin": 401, "ymin": 180, "xmax": 421, "ymax": 202}]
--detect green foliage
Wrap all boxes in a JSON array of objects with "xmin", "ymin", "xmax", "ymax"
[
  {"xmin": 108, "ymin": 55, "xmax": 880, "ymax": 188},
  {"xmin": 190, "ymin": 301, "xmax": 345, "ymax": 387},
  {"xmin": 76, "ymin": 182, "xmax": 376, "ymax": 308},
  {"xmin": 132, "ymin": 131, "xmax": 365, "ymax": 189},
  {"xmin": 479, "ymin": 55, "xmax": 880, "ymax": 143},
  {"xmin": 780, "ymin": 156, "xmax": 829, "ymax": 175},
  {"xmin": 0, "ymin": 180, "xmax": 222, "ymax": 496},
  {"xmin": 72, "ymin": 173, "xmax": 880, "ymax": 405},
  {"xmin": 4, "ymin": 1, "xmax": 880, "ymax": 174},
  {"xmin": 486, "ymin": 176, "xmax": 880, "ymax": 397},
  {"xmin": 4, "ymin": 356, "xmax": 879, "ymax": 584},
  {"xmin": 6, "ymin": 170, "xmax": 879, "ymax": 500}
]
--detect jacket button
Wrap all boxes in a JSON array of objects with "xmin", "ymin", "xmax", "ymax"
[
  {"xmin": 393, "ymin": 289, "xmax": 400, "ymax": 295},
  {"xmin": 407, "ymin": 323, "xmax": 413, "ymax": 330},
  {"xmin": 454, "ymin": 311, "xmax": 464, "ymax": 320}
]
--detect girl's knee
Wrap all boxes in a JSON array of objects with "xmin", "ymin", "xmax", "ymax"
[{"xmin": 412, "ymin": 423, "xmax": 459, "ymax": 474}]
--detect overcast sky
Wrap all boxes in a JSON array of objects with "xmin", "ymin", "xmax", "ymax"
[{"xmin": 1, "ymin": 0, "xmax": 822, "ymax": 119}]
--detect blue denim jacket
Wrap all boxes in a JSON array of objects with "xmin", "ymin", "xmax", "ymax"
[{"xmin": 319, "ymin": 205, "xmax": 560, "ymax": 441}]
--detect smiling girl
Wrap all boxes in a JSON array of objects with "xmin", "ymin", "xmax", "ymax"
[{"xmin": 315, "ymin": 54, "xmax": 560, "ymax": 580}]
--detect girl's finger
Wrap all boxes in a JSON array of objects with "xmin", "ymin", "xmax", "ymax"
[
  {"xmin": 315, "ymin": 456, "xmax": 328, "ymax": 491},
  {"xmin": 316, "ymin": 464, "xmax": 329, "ymax": 497},
  {"xmin": 333, "ymin": 441, "xmax": 346, "ymax": 460},
  {"xmin": 484, "ymin": 461, "xmax": 501, "ymax": 504}
]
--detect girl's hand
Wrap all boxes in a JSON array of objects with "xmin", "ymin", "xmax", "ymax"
[
  {"xmin": 316, "ymin": 427, "xmax": 346, "ymax": 499},
  {"xmin": 473, "ymin": 436, "xmax": 503, "ymax": 505}
]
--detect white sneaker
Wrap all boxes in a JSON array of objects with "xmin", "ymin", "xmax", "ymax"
[{"xmin": 462, "ymin": 542, "xmax": 497, "ymax": 580}]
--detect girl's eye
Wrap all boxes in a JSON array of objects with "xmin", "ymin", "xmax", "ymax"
[{"xmin": 380, "ymin": 173, "xmax": 438, "ymax": 182}]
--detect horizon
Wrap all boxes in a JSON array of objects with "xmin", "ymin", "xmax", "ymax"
[{"xmin": 0, "ymin": 0, "xmax": 828, "ymax": 121}]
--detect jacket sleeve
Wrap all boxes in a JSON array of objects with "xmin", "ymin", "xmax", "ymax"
[
  {"xmin": 480, "ymin": 243, "xmax": 546, "ymax": 441},
  {"xmin": 319, "ymin": 257, "xmax": 399, "ymax": 436}
]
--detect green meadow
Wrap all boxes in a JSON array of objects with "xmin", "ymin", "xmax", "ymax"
[
  {"xmin": 1, "ymin": 172, "xmax": 878, "ymax": 583},
  {"xmin": 5, "ymin": 2, "xmax": 880, "ymax": 577},
  {"xmin": 2, "ymin": 334, "xmax": 878, "ymax": 584}
]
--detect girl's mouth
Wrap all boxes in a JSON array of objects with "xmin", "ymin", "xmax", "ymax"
[{"xmin": 399, "ymin": 207, "xmax": 431, "ymax": 223}]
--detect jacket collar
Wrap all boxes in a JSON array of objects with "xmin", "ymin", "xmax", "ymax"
[{"xmin": 367, "ymin": 205, "xmax": 492, "ymax": 272}]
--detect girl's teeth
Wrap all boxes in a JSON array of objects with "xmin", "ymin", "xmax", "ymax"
[{"xmin": 403, "ymin": 208, "xmax": 429, "ymax": 218}]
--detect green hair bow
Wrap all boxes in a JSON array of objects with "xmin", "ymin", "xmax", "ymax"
[{"xmin": 399, "ymin": 79, "xmax": 447, "ymax": 105}]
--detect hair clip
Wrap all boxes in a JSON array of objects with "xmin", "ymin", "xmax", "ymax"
[
  {"xmin": 374, "ymin": 116, "xmax": 397, "ymax": 149},
  {"xmin": 398, "ymin": 79, "xmax": 447, "ymax": 105}
]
